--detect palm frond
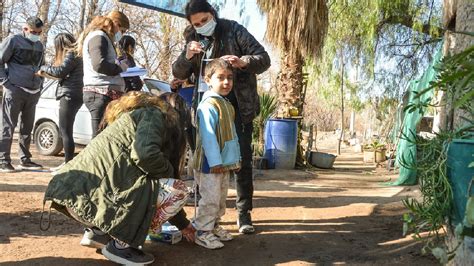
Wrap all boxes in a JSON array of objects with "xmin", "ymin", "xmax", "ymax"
[{"xmin": 257, "ymin": 0, "xmax": 328, "ymax": 59}]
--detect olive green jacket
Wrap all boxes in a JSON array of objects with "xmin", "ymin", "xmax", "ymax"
[{"xmin": 44, "ymin": 107, "xmax": 174, "ymax": 247}]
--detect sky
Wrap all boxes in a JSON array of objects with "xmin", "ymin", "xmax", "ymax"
[{"xmin": 218, "ymin": 0, "xmax": 266, "ymax": 42}]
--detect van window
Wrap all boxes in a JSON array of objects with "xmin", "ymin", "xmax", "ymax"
[{"xmin": 41, "ymin": 79, "xmax": 57, "ymax": 99}]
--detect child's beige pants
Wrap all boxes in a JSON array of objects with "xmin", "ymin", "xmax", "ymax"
[{"xmin": 193, "ymin": 171, "xmax": 230, "ymax": 231}]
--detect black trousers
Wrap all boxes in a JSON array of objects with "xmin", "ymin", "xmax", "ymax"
[
  {"xmin": 234, "ymin": 115, "xmax": 254, "ymax": 213},
  {"xmin": 0, "ymin": 85, "xmax": 40, "ymax": 163},
  {"xmin": 58, "ymin": 95, "xmax": 83, "ymax": 162},
  {"xmin": 83, "ymin": 91, "xmax": 112, "ymax": 138}
]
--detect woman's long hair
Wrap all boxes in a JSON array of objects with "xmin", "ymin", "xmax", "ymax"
[
  {"xmin": 76, "ymin": 16, "xmax": 115, "ymax": 57},
  {"xmin": 118, "ymin": 35, "xmax": 135, "ymax": 60},
  {"xmin": 101, "ymin": 91, "xmax": 190, "ymax": 179},
  {"xmin": 53, "ymin": 33, "xmax": 76, "ymax": 66},
  {"xmin": 159, "ymin": 92, "xmax": 192, "ymax": 178},
  {"xmin": 107, "ymin": 10, "xmax": 130, "ymax": 30},
  {"xmin": 184, "ymin": 0, "xmax": 218, "ymax": 22}
]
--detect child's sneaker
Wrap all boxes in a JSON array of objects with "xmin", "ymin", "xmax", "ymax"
[
  {"xmin": 212, "ymin": 225, "xmax": 233, "ymax": 241},
  {"xmin": 195, "ymin": 231, "xmax": 224, "ymax": 249}
]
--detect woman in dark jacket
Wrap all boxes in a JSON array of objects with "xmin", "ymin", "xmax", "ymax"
[
  {"xmin": 172, "ymin": 0, "xmax": 271, "ymax": 234},
  {"xmin": 38, "ymin": 33, "xmax": 83, "ymax": 167},
  {"xmin": 118, "ymin": 35, "xmax": 143, "ymax": 92}
]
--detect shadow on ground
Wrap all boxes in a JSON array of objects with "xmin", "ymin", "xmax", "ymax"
[
  {"xmin": 0, "ymin": 257, "xmax": 113, "ymax": 266},
  {"xmin": 0, "ymin": 211, "xmax": 83, "ymax": 244},
  {"xmin": 146, "ymin": 203, "xmax": 436, "ymax": 265}
]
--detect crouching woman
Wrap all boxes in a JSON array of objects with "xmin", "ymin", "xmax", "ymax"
[{"xmin": 42, "ymin": 92, "xmax": 190, "ymax": 265}]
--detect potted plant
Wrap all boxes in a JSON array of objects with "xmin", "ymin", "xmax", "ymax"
[
  {"xmin": 363, "ymin": 140, "xmax": 386, "ymax": 163},
  {"xmin": 252, "ymin": 93, "xmax": 278, "ymax": 168}
]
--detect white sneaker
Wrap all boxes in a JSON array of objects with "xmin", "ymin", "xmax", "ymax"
[
  {"xmin": 195, "ymin": 231, "xmax": 224, "ymax": 249},
  {"xmin": 50, "ymin": 162, "xmax": 65, "ymax": 171},
  {"xmin": 212, "ymin": 225, "xmax": 233, "ymax": 241},
  {"xmin": 50, "ymin": 162, "xmax": 66, "ymax": 175},
  {"xmin": 80, "ymin": 228, "xmax": 111, "ymax": 249}
]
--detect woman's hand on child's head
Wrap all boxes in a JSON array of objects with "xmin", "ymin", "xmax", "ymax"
[
  {"xmin": 210, "ymin": 165, "xmax": 225, "ymax": 174},
  {"xmin": 181, "ymin": 223, "xmax": 196, "ymax": 242},
  {"xmin": 220, "ymin": 55, "xmax": 248, "ymax": 69}
]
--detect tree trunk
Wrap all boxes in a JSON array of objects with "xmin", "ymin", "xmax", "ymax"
[
  {"xmin": 443, "ymin": 1, "xmax": 474, "ymax": 264},
  {"xmin": 38, "ymin": 0, "xmax": 62, "ymax": 47},
  {"xmin": 337, "ymin": 52, "xmax": 344, "ymax": 155},
  {"xmin": 79, "ymin": 0, "xmax": 87, "ymax": 32},
  {"xmin": 350, "ymin": 110, "xmax": 355, "ymax": 137},
  {"xmin": 0, "ymin": 0, "xmax": 4, "ymax": 41},
  {"xmin": 86, "ymin": 0, "xmax": 99, "ymax": 26},
  {"xmin": 306, "ymin": 124, "xmax": 313, "ymax": 160},
  {"xmin": 276, "ymin": 53, "xmax": 304, "ymax": 118},
  {"xmin": 38, "ymin": 0, "xmax": 50, "ymax": 45},
  {"xmin": 258, "ymin": 122, "xmax": 264, "ymax": 156},
  {"xmin": 275, "ymin": 53, "xmax": 306, "ymax": 166},
  {"xmin": 434, "ymin": 0, "xmax": 473, "ymax": 132},
  {"xmin": 451, "ymin": 0, "xmax": 473, "ymax": 129},
  {"xmin": 158, "ymin": 14, "xmax": 171, "ymax": 81}
]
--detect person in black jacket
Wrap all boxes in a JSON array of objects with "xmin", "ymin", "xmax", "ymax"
[
  {"xmin": 38, "ymin": 33, "xmax": 84, "ymax": 168},
  {"xmin": 172, "ymin": 0, "xmax": 271, "ymax": 235},
  {"xmin": 118, "ymin": 35, "xmax": 143, "ymax": 92},
  {"xmin": 0, "ymin": 17, "xmax": 45, "ymax": 172}
]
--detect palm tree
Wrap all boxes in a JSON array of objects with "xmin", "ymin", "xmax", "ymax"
[
  {"xmin": 255, "ymin": 0, "xmax": 328, "ymax": 165},
  {"xmin": 256, "ymin": 0, "xmax": 328, "ymax": 117}
]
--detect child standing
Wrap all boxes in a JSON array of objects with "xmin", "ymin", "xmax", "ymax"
[{"xmin": 193, "ymin": 58, "xmax": 241, "ymax": 249}]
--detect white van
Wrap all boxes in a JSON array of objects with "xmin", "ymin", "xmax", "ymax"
[{"xmin": 33, "ymin": 78, "xmax": 171, "ymax": 155}]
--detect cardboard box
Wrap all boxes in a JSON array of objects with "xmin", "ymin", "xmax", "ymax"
[{"xmin": 147, "ymin": 222, "xmax": 182, "ymax": 244}]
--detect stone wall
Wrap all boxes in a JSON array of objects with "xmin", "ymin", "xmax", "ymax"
[
  {"xmin": 445, "ymin": 0, "xmax": 474, "ymax": 264},
  {"xmin": 447, "ymin": 230, "xmax": 474, "ymax": 266}
]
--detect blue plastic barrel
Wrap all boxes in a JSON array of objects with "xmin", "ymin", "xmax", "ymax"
[
  {"xmin": 264, "ymin": 119, "xmax": 298, "ymax": 169},
  {"xmin": 447, "ymin": 139, "xmax": 474, "ymax": 225},
  {"xmin": 178, "ymin": 87, "xmax": 194, "ymax": 107}
]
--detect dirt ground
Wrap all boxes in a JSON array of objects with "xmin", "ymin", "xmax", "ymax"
[{"xmin": 0, "ymin": 140, "xmax": 437, "ymax": 265}]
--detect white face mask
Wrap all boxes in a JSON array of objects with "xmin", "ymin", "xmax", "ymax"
[
  {"xmin": 195, "ymin": 18, "xmax": 217, "ymax": 37},
  {"xmin": 115, "ymin": 31, "xmax": 123, "ymax": 43},
  {"xmin": 27, "ymin": 33, "xmax": 40, "ymax": 42}
]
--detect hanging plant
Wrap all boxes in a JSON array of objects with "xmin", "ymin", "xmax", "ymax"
[{"xmin": 401, "ymin": 44, "xmax": 474, "ymax": 263}]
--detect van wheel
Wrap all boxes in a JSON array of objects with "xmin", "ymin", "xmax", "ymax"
[{"xmin": 34, "ymin": 121, "xmax": 63, "ymax": 156}]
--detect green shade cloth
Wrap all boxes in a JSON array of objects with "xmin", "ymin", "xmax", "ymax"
[{"xmin": 390, "ymin": 48, "xmax": 443, "ymax": 186}]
